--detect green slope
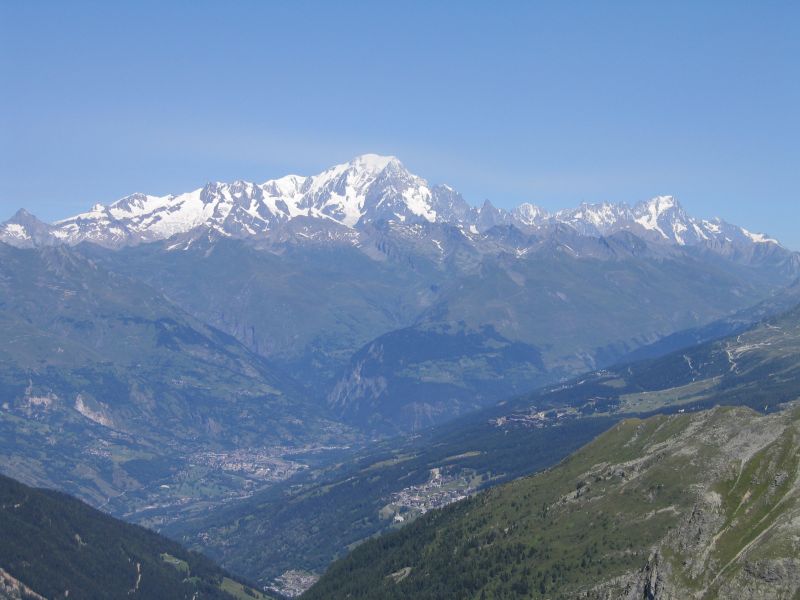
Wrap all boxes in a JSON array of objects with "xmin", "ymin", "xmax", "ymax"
[
  {"xmin": 305, "ymin": 404, "xmax": 800, "ymax": 599},
  {"xmin": 0, "ymin": 474, "xmax": 271, "ymax": 600}
]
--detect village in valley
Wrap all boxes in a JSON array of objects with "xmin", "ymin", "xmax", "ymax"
[{"xmin": 380, "ymin": 466, "xmax": 483, "ymax": 524}]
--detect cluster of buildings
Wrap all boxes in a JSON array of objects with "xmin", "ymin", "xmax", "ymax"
[
  {"xmin": 387, "ymin": 467, "xmax": 477, "ymax": 521},
  {"xmin": 266, "ymin": 570, "xmax": 319, "ymax": 598},
  {"xmin": 491, "ymin": 406, "xmax": 578, "ymax": 429},
  {"xmin": 190, "ymin": 448, "xmax": 305, "ymax": 482}
]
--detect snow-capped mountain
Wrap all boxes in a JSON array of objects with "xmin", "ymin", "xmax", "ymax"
[
  {"xmin": 0, "ymin": 154, "xmax": 785, "ymax": 253},
  {"xmin": 550, "ymin": 196, "xmax": 778, "ymax": 247},
  {"xmin": 0, "ymin": 209, "xmax": 55, "ymax": 247}
]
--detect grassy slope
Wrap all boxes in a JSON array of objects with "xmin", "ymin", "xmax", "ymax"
[{"xmin": 305, "ymin": 405, "xmax": 800, "ymax": 599}]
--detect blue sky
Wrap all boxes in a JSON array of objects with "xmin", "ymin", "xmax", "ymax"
[{"xmin": 1, "ymin": 1, "xmax": 798, "ymax": 247}]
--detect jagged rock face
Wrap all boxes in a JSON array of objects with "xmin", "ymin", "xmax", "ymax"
[
  {"xmin": 0, "ymin": 567, "xmax": 47, "ymax": 600},
  {"xmin": 566, "ymin": 406, "xmax": 800, "ymax": 600},
  {"xmin": 0, "ymin": 155, "xmax": 790, "ymax": 265}
]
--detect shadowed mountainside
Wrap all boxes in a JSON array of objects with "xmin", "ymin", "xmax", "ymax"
[{"xmin": 0, "ymin": 474, "xmax": 271, "ymax": 600}]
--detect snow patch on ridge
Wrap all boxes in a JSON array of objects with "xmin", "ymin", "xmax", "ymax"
[
  {"xmin": 633, "ymin": 195, "xmax": 675, "ymax": 239},
  {"xmin": 402, "ymin": 186, "xmax": 436, "ymax": 221},
  {"xmin": 741, "ymin": 228, "xmax": 779, "ymax": 245},
  {"xmin": 3, "ymin": 223, "xmax": 30, "ymax": 240}
]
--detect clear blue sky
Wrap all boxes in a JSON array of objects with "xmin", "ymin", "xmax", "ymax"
[{"xmin": 1, "ymin": 1, "xmax": 798, "ymax": 248}]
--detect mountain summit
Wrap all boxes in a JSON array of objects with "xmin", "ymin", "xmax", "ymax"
[{"xmin": 0, "ymin": 155, "xmax": 784, "ymax": 252}]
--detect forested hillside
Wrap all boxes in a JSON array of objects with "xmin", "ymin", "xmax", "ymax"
[
  {"xmin": 0, "ymin": 474, "xmax": 270, "ymax": 600},
  {"xmin": 306, "ymin": 405, "xmax": 800, "ymax": 599}
]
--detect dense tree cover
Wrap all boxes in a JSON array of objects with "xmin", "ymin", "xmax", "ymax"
[{"xmin": 0, "ymin": 474, "xmax": 266, "ymax": 599}]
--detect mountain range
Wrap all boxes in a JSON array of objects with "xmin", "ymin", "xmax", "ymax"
[
  {"xmin": 3, "ymin": 155, "xmax": 797, "ymax": 434},
  {"xmin": 2, "ymin": 154, "xmax": 800, "ymax": 597},
  {"xmin": 0, "ymin": 154, "xmax": 791, "ymax": 260}
]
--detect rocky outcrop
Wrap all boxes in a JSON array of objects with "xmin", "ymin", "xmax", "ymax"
[
  {"xmin": 573, "ymin": 406, "xmax": 800, "ymax": 600},
  {"xmin": 0, "ymin": 569, "xmax": 45, "ymax": 600}
]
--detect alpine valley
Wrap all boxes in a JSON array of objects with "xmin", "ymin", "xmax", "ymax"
[{"xmin": 2, "ymin": 155, "xmax": 800, "ymax": 598}]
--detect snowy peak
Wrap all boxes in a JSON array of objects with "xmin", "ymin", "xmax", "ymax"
[
  {"xmin": 0, "ymin": 209, "xmax": 54, "ymax": 247},
  {"xmin": 636, "ymin": 194, "xmax": 680, "ymax": 216},
  {"xmin": 631, "ymin": 195, "xmax": 690, "ymax": 242},
  {"xmin": 28, "ymin": 154, "xmax": 441, "ymax": 246},
  {"xmin": 512, "ymin": 203, "xmax": 549, "ymax": 226},
  {"xmin": 347, "ymin": 153, "xmax": 401, "ymax": 172},
  {"xmin": 555, "ymin": 202, "xmax": 632, "ymax": 236},
  {"xmin": 0, "ymin": 156, "xmax": 785, "ymax": 255},
  {"xmin": 546, "ymin": 195, "xmax": 780, "ymax": 249},
  {"xmin": 295, "ymin": 154, "xmax": 431, "ymax": 227},
  {"xmin": 551, "ymin": 197, "xmax": 690, "ymax": 242},
  {"xmin": 7, "ymin": 208, "xmax": 43, "ymax": 226}
]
